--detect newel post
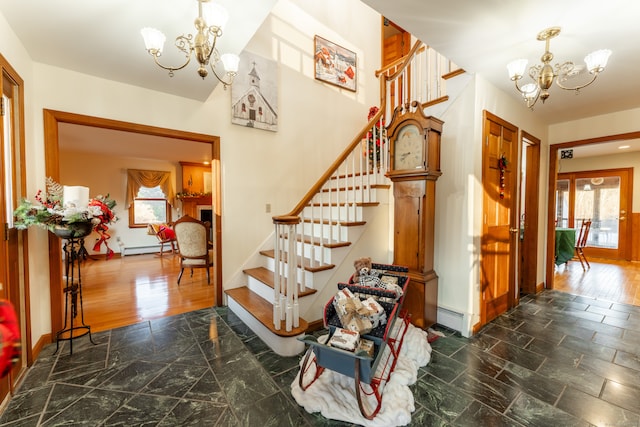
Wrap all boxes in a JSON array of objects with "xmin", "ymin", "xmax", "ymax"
[{"xmin": 272, "ymin": 215, "xmax": 301, "ymax": 331}]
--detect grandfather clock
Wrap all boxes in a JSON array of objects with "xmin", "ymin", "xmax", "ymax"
[{"xmin": 385, "ymin": 102, "xmax": 443, "ymax": 329}]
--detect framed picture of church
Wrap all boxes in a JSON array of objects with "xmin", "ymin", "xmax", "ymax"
[
  {"xmin": 231, "ymin": 51, "xmax": 278, "ymax": 132},
  {"xmin": 314, "ymin": 35, "xmax": 357, "ymax": 92}
]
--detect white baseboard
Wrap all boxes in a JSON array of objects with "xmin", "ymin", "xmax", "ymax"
[{"xmin": 121, "ymin": 245, "xmax": 161, "ymax": 256}]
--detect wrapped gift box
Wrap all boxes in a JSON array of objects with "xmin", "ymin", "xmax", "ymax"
[{"xmin": 328, "ymin": 328, "xmax": 360, "ymax": 352}]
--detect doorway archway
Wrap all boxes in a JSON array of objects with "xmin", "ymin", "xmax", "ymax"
[
  {"xmin": 43, "ymin": 109, "xmax": 222, "ymax": 336},
  {"xmin": 546, "ymin": 131, "xmax": 640, "ymax": 289}
]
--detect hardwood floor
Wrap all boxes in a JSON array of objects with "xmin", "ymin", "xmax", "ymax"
[
  {"xmin": 553, "ymin": 257, "xmax": 640, "ymax": 306},
  {"xmin": 76, "ymin": 253, "xmax": 638, "ymax": 335},
  {"xmin": 78, "ymin": 253, "xmax": 216, "ymax": 333}
]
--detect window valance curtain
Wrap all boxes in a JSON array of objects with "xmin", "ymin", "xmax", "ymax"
[{"xmin": 126, "ymin": 169, "xmax": 175, "ymax": 207}]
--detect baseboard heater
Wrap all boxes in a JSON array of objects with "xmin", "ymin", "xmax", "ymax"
[
  {"xmin": 437, "ymin": 306, "xmax": 464, "ymax": 333},
  {"xmin": 121, "ymin": 244, "xmax": 161, "ymax": 257}
]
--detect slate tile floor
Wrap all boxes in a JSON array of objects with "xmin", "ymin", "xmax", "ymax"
[{"xmin": 1, "ymin": 289, "xmax": 640, "ymax": 426}]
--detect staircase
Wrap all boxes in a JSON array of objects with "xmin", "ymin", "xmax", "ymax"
[{"xmin": 225, "ymin": 40, "xmax": 468, "ymax": 356}]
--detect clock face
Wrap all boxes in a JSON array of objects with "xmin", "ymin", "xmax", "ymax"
[{"xmin": 394, "ymin": 123, "xmax": 423, "ymax": 170}]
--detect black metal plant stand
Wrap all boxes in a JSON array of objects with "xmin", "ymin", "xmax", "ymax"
[{"xmin": 55, "ymin": 236, "xmax": 96, "ymax": 355}]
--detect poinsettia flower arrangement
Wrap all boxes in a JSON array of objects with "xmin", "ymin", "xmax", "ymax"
[{"xmin": 14, "ymin": 177, "xmax": 118, "ymax": 256}]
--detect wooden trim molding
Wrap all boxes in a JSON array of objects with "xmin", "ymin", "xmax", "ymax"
[
  {"xmin": 44, "ymin": 110, "xmax": 224, "ymax": 338},
  {"xmin": 546, "ymin": 131, "xmax": 640, "ymax": 290}
]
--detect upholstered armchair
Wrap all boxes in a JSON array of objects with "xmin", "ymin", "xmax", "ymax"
[{"xmin": 173, "ymin": 215, "xmax": 213, "ymax": 285}]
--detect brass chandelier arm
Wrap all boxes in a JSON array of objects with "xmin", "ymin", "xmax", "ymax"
[
  {"xmin": 148, "ymin": 35, "xmax": 194, "ymax": 77},
  {"xmin": 554, "ymin": 69, "xmax": 601, "ymax": 92},
  {"xmin": 210, "ymin": 65, "xmax": 236, "ymax": 89}
]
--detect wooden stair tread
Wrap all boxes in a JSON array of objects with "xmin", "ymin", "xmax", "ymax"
[
  {"xmin": 244, "ymin": 267, "xmax": 317, "ymax": 297},
  {"xmin": 320, "ymin": 184, "xmax": 389, "ymax": 192},
  {"xmin": 259, "ymin": 250, "xmax": 335, "ymax": 272},
  {"xmin": 225, "ymin": 287, "xmax": 308, "ymax": 337},
  {"xmin": 309, "ymin": 201, "xmax": 379, "ymax": 207}
]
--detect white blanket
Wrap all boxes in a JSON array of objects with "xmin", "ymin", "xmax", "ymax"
[{"xmin": 291, "ymin": 323, "xmax": 432, "ymax": 427}]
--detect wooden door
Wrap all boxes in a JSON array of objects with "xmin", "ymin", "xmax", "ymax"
[
  {"xmin": 0, "ymin": 57, "xmax": 29, "ymax": 401},
  {"xmin": 382, "ymin": 21, "xmax": 410, "ymax": 107},
  {"xmin": 480, "ymin": 112, "xmax": 518, "ymax": 327}
]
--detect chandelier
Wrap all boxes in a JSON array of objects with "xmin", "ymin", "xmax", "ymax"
[
  {"xmin": 140, "ymin": 0, "xmax": 240, "ymax": 88},
  {"xmin": 507, "ymin": 27, "xmax": 611, "ymax": 109}
]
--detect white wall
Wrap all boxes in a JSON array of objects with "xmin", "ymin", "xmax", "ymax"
[
  {"xmin": 0, "ymin": 0, "xmax": 381, "ymax": 344},
  {"xmin": 434, "ymin": 74, "xmax": 548, "ymax": 336},
  {"xmin": 549, "ymin": 107, "xmax": 640, "ymax": 144},
  {"xmin": 60, "ymin": 150, "xmax": 181, "ymax": 255}
]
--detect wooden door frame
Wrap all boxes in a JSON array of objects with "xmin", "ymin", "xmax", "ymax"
[
  {"xmin": 545, "ymin": 131, "xmax": 640, "ymax": 289},
  {"xmin": 519, "ymin": 132, "xmax": 541, "ymax": 294},
  {"xmin": 0, "ymin": 53, "xmax": 31, "ymax": 395},
  {"xmin": 43, "ymin": 110, "xmax": 223, "ymax": 336}
]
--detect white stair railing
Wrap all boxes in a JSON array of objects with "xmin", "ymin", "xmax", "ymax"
[{"xmin": 272, "ymin": 40, "xmax": 461, "ymax": 332}]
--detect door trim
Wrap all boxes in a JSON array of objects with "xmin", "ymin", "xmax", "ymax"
[
  {"xmin": 43, "ymin": 110, "xmax": 223, "ymax": 336},
  {"xmin": 546, "ymin": 131, "xmax": 640, "ymax": 288},
  {"xmin": 519, "ymin": 132, "xmax": 541, "ymax": 294}
]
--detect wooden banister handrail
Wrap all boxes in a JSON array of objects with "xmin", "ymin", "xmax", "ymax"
[
  {"xmin": 272, "ymin": 107, "xmax": 384, "ymax": 223},
  {"xmin": 375, "ymin": 40, "xmax": 424, "ymax": 78}
]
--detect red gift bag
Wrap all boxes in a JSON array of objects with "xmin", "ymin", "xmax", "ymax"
[{"xmin": 0, "ymin": 300, "xmax": 21, "ymax": 378}]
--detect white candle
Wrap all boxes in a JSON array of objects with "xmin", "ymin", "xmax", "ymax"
[{"xmin": 63, "ymin": 186, "xmax": 90, "ymax": 210}]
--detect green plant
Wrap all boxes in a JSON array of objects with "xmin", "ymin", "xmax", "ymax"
[{"xmin": 14, "ymin": 177, "xmax": 117, "ymax": 233}]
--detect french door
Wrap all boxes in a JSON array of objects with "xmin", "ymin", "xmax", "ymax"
[{"xmin": 556, "ymin": 168, "xmax": 632, "ymax": 260}]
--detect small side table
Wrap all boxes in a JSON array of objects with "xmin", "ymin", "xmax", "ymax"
[{"xmin": 54, "ymin": 224, "xmax": 96, "ymax": 355}]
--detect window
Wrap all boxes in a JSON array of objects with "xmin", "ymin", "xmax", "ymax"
[
  {"xmin": 130, "ymin": 185, "xmax": 170, "ymax": 227},
  {"xmin": 126, "ymin": 169, "xmax": 174, "ymax": 228}
]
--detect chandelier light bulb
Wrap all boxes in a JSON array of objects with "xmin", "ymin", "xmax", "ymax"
[
  {"xmin": 521, "ymin": 83, "xmax": 538, "ymax": 100},
  {"xmin": 140, "ymin": 27, "xmax": 166, "ymax": 53},
  {"xmin": 507, "ymin": 59, "xmax": 528, "ymax": 80},
  {"xmin": 584, "ymin": 49, "xmax": 612, "ymax": 73},
  {"xmin": 220, "ymin": 53, "xmax": 240, "ymax": 73},
  {"xmin": 202, "ymin": 2, "xmax": 229, "ymax": 30}
]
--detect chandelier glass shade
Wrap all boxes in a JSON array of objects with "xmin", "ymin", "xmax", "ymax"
[
  {"xmin": 507, "ymin": 27, "xmax": 611, "ymax": 109},
  {"xmin": 140, "ymin": 0, "xmax": 240, "ymax": 88}
]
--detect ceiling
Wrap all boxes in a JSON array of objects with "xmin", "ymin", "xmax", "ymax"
[
  {"xmin": 2, "ymin": 0, "xmax": 639, "ymax": 159},
  {"xmin": 58, "ymin": 123, "xmax": 213, "ymax": 164},
  {"xmin": 363, "ymin": 0, "xmax": 640, "ymax": 125}
]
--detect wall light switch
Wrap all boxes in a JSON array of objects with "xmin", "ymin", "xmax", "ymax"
[{"xmin": 266, "ymin": 203, "xmax": 271, "ymax": 213}]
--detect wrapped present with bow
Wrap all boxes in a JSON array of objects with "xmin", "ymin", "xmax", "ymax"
[
  {"xmin": 361, "ymin": 296, "xmax": 387, "ymax": 328},
  {"xmin": 332, "ymin": 288, "xmax": 390, "ymax": 335}
]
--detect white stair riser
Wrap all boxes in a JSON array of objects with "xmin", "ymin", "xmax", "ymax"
[
  {"xmin": 264, "ymin": 257, "xmax": 317, "ymax": 288},
  {"xmin": 301, "ymin": 222, "xmax": 364, "ymax": 242},
  {"xmin": 316, "ymin": 188, "xmax": 382, "ymax": 204},
  {"xmin": 226, "ymin": 297, "xmax": 305, "ymax": 357},
  {"xmin": 246, "ymin": 275, "xmax": 318, "ymax": 318},
  {"xmin": 302, "ymin": 205, "xmax": 364, "ymax": 222}
]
